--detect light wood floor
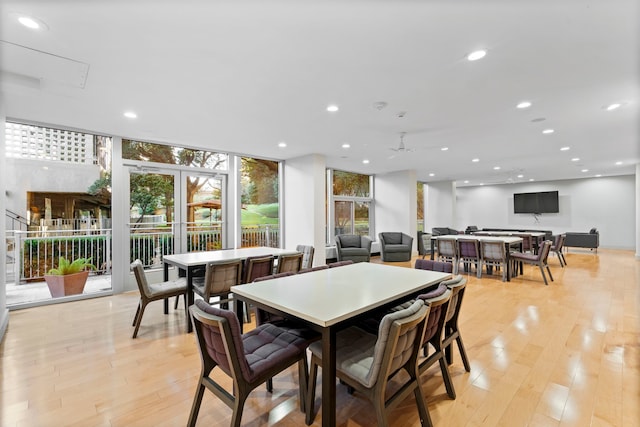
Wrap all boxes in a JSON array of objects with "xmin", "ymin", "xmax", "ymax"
[{"xmin": 1, "ymin": 249, "xmax": 638, "ymax": 427}]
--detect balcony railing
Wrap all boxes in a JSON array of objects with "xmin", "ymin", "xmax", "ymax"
[{"xmin": 8, "ymin": 224, "xmax": 279, "ymax": 283}]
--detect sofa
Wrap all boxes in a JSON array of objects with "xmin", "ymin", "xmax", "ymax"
[
  {"xmin": 378, "ymin": 232, "xmax": 413, "ymax": 262},
  {"xmin": 431, "ymin": 227, "xmax": 461, "ymax": 236},
  {"xmin": 564, "ymin": 228, "xmax": 599, "ymax": 252}
]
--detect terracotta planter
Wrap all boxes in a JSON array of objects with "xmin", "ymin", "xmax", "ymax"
[{"xmin": 44, "ymin": 271, "xmax": 89, "ymax": 298}]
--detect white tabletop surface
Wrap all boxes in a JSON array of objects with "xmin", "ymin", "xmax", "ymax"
[
  {"xmin": 433, "ymin": 235, "xmax": 523, "ymax": 244},
  {"xmin": 473, "ymin": 230, "xmax": 546, "ymax": 238},
  {"xmin": 232, "ymin": 262, "xmax": 450, "ymax": 327},
  {"xmin": 163, "ymin": 247, "xmax": 299, "ymax": 266}
]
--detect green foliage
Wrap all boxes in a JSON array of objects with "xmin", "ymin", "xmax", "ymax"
[
  {"xmin": 48, "ymin": 257, "xmax": 96, "ymax": 275},
  {"xmin": 241, "ymin": 204, "xmax": 279, "ymax": 225},
  {"xmin": 333, "ymin": 170, "xmax": 370, "ymax": 197}
]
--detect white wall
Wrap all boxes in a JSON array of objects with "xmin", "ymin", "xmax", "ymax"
[
  {"xmin": 456, "ymin": 175, "xmax": 636, "ymax": 249},
  {"xmin": 425, "ymin": 180, "xmax": 456, "ymax": 231},
  {"xmin": 375, "ymin": 170, "xmax": 417, "ymax": 252},
  {"xmin": 284, "ymin": 154, "xmax": 327, "ymax": 266}
]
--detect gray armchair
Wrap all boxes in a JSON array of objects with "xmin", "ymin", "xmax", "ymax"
[
  {"xmin": 378, "ymin": 232, "xmax": 413, "ymax": 262},
  {"xmin": 335, "ymin": 234, "xmax": 372, "ymax": 263}
]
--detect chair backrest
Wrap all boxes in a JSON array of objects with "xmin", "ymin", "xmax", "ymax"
[
  {"xmin": 242, "ymin": 255, "xmax": 275, "ymax": 284},
  {"xmin": 202, "ymin": 259, "xmax": 243, "ymax": 300},
  {"xmin": 514, "ymin": 234, "xmax": 533, "ymax": 251},
  {"xmin": 442, "ymin": 276, "xmax": 467, "ymax": 324},
  {"xmin": 295, "ymin": 245, "xmax": 315, "ymax": 269},
  {"xmin": 276, "ymin": 252, "xmax": 303, "ymax": 274},
  {"xmin": 553, "ymin": 234, "xmax": 565, "ymax": 251},
  {"xmin": 379, "ymin": 232, "xmax": 403, "ymax": 244},
  {"xmin": 436, "ymin": 238, "xmax": 457, "ymax": 258},
  {"xmin": 537, "ymin": 240, "xmax": 552, "ymax": 263},
  {"xmin": 328, "ymin": 260, "xmax": 354, "ymax": 268},
  {"xmin": 361, "ymin": 300, "xmax": 429, "ymax": 389},
  {"xmin": 414, "ymin": 259, "xmax": 453, "ymax": 273},
  {"xmin": 298, "ymin": 264, "xmax": 329, "ymax": 273},
  {"xmin": 417, "ymin": 231, "xmax": 432, "ymax": 256},
  {"xmin": 253, "ymin": 271, "xmax": 296, "ymax": 282},
  {"xmin": 417, "ymin": 285, "xmax": 452, "ymax": 344},
  {"xmin": 190, "ymin": 299, "xmax": 251, "ymax": 381},
  {"xmin": 336, "ymin": 234, "xmax": 372, "ymax": 250},
  {"xmin": 480, "ymin": 240, "xmax": 506, "ymax": 262},
  {"xmin": 457, "ymin": 239, "xmax": 480, "ymax": 259},
  {"xmin": 130, "ymin": 259, "xmax": 151, "ymax": 298}
]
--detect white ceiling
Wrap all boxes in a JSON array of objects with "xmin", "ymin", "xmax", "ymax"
[{"xmin": 1, "ymin": 0, "xmax": 638, "ymax": 185}]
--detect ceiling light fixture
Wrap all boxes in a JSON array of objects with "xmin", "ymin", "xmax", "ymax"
[
  {"xmin": 472, "ymin": 158, "xmax": 480, "ymax": 163},
  {"xmin": 529, "ymin": 178, "xmax": 535, "ymax": 182},
  {"xmin": 517, "ymin": 174, "xmax": 524, "ymax": 178},
  {"xmin": 464, "ymin": 180, "xmax": 469, "ymax": 184},
  {"xmin": 615, "ymin": 161, "xmax": 623, "ymax": 165},
  {"xmin": 581, "ymin": 169, "xmax": 589, "ymax": 172},
  {"xmin": 595, "ymin": 174, "xmax": 602, "ymax": 177},
  {"xmin": 517, "ymin": 101, "xmax": 532, "ymax": 109},
  {"xmin": 429, "ymin": 173, "xmax": 435, "ymax": 177},
  {"xmin": 571, "ymin": 158, "xmax": 580, "ymax": 162},
  {"xmin": 18, "ymin": 15, "xmax": 46, "ymax": 30},
  {"xmin": 467, "ymin": 50, "xmax": 487, "ymax": 61},
  {"xmin": 493, "ymin": 166, "xmax": 501, "ymax": 170},
  {"xmin": 560, "ymin": 146, "xmax": 570, "ymax": 151},
  {"xmin": 542, "ymin": 129, "xmax": 554, "ymax": 134},
  {"xmin": 326, "ymin": 105, "xmax": 339, "ymax": 112},
  {"xmin": 341, "ymin": 143, "xmax": 350, "ymax": 149},
  {"xmin": 441, "ymin": 147, "xmax": 449, "ymax": 151},
  {"xmin": 362, "ymin": 159, "xmax": 370, "ymax": 164},
  {"xmin": 278, "ymin": 142, "xmax": 287, "ymax": 148},
  {"xmin": 606, "ymin": 103, "xmax": 621, "ymax": 111},
  {"xmin": 123, "ymin": 111, "xmax": 137, "ymax": 119}
]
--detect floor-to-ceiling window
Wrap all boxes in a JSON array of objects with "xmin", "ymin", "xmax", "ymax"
[
  {"xmin": 417, "ymin": 181, "xmax": 425, "ymax": 231},
  {"xmin": 240, "ymin": 157, "xmax": 280, "ymax": 248},
  {"xmin": 326, "ymin": 169, "xmax": 374, "ymax": 245}
]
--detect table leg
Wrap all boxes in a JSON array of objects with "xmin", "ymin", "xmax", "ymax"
[
  {"xmin": 430, "ymin": 240, "xmax": 435, "ymax": 260},
  {"xmin": 321, "ymin": 327, "xmax": 337, "ymax": 427},
  {"xmin": 163, "ymin": 262, "xmax": 170, "ymax": 313},
  {"xmin": 186, "ymin": 267, "xmax": 194, "ymax": 333}
]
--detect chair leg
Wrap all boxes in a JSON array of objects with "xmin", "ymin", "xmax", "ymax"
[
  {"xmin": 230, "ymin": 392, "xmax": 248, "ymax": 427},
  {"xmin": 297, "ymin": 356, "xmax": 309, "ymax": 413},
  {"xmin": 539, "ymin": 265, "xmax": 549, "ymax": 286},
  {"xmin": 266, "ymin": 378, "xmax": 273, "ymax": 393},
  {"xmin": 456, "ymin": 336, "xmax": 471, "ymax": 372},
  {"xmin": 132, "ymin": 302, "xmax": 147, "ymax": 338},
  {"xmin": 132, "ymin": 300, "xmax": 142, "ymax": 326},
  {"xmin": 438, "ymin": 356, "xmax": 456, "ymax": 399},
  {"xmin": 174, "ymin": 295, "xmax": 180, "ymax": 309},
  {"xmin": 546, "ymin": 265, "xmax": 554, "ymax": 282},
  {"xmin": 187, "ymin": 381, "xmax": 206, "ymax": 427},
  {"xmin": 305, "ymin": 356, "xmax": 319, "ymax": 425},
  {"xmin": 414, "ymin": 377, "xmax": 433, "ymax": 427},
  {"xmin": 560, "ymin": 252, "xmax": 567, "ymax": 266}
]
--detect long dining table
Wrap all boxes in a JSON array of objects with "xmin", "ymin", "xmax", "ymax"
[
  {"xmin": 163, "ymin": 246, "xmax": 299, "ymax": 332},
  {"xmin": 430, "ymin": 234, "xmax": 523, "ymax": 281},
  {"xmin": 231, "ymin": 262, "xmax": 451, "ymax": 427}
]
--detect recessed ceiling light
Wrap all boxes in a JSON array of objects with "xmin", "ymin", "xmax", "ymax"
[
  {"xmin": 529, "ymin": 178, "xmax": 535, "ymax": 182},
  {"xmin": 615, "ymin": 161, "xmax": 623, "ymax": 165},
  {"xmin": 429, "ymin": 173, "xmax": 435, "ymax": 177},
  {"xmin": 571, "ymin": 158, "xmax": 580, "ymax": 162},
  {"xmin": 362, "ymin": 159, "xmax": 370, "ymax": 164},
  {"xmin": 560, "ymin": 146, "xmax": 570, "ymax": 151},
  {"xmin": 516, "ymin": 101, "xmax": 532, "ymax": 109},
  {"xmin": 581, "ymin": 169, "xmax": 589, "ymax": 172},
  {"xmin": 493, "ymin": 166, "xmax": 501, "ymax": 170},
  {"xmin": 123, "ymin": 111, "xmax": 137, "ymax": 119},
  {"xmin": 517, "ymin": 174, "xmax": 524, "ymax": 178},
  {"xmin": 542, "ymin": 129, "xmax": 554, "ymax": 134},
  {"xmin": 326, "ymin": 105, "xmax": 339, "ymax": 112},
  {"xmin": 464, "ymin": 180, "xmax": 469, "ymax": 184},
  {"xmin": 18, "ymin": 15, "xmax": 46, "ymax": 30},
  {"xmin": 441, "ymin": 147, "xmax": 449, "ymax": 151},
  {"xmin": 467, "ymin": 50, "xmax": 487, "ymax": 61},
  {"xmin": 595, "ymin": 174, "xmax": 602, "ymax": 177},
  {"xmin": 479, "ymin": 183, "xmax": 485, "ymax": 186},
  {"xmin": 341, "ymin": 143, "xmax": 350, "ymax": 149},
  {"xmin": 472, "ymin": 158, "xmax": 480, "ymax": 163},
  {"xmin": 42, "ymin": 166, "xmax": 49, "ymax": 170},
  {"xmin": 277, "ymin": 142, "xmax": 287, "ymax": 148},
  {"xmin": 606, "ymin": 103, "xmax": 621, "ymax": 111}
]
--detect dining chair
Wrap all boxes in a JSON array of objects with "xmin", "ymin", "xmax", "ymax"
[
  {"xmin": 441, "ymin": 276, "xmax": 471, "ymax": 372},
  {"xmin": 192, "ymin": 259, "xmax": 243, "ymax": 308},
  {"xmin": 242, "ymin": 255, "xmax": 275, "ymax": 284},
  {"xmin": 456, "ymin": 238, "xmax": 482, "ymax": 278},
  {"xmin": 275, "ymin": 252, "xmax": 303, "ymax": 274},
  {"xmin": 417, "ymin": 231, "xmax": 432, "ymax": 259},
  {"xmin": 510, "ymin": 240, "xmax": 554, "ymax": 285},
  {"xmin": 188, "ymin": 300, "xmax": 318, "ymax": 427},
  {"xmin": 436, "ymin": 237, "xmax": 458, "ymax": 270},
  {"xmin": 414, "ymin": 259, "xmax": 453, "ymax": 273},
  {"xmin": 327, "ymin": 260, "xmax": 354, "ymax": 268},
  {"xmin": 416, "ymin": 284, "xmax": 456, "ymax": 399},
  {"xmin": 130, "ymin": 259, "xmax": 187, "ymax": 339},
  {"xmin": 296, "ymin": 244, "xmax": 315, "ymax": 270},
  {"xmin": 305, "ymin": 300, "xmax": 433, "ymax": 426},
  {"xmin": 513, "ymin": 233, "xmax": 533, "ymax": 253},
  {"xmin": 550, "ymin": 234, "xmax": 567, "ymax": 267},
  {"xmin": 479, "ymin": 240, "xmax": 509, "ymax": 281},
  {"xmin": 298, "ymin": 264, "xmax": 329, "ymax": 274},
  {"xmin": 252, "ymin": 272, "xmax": 297, "ymax": 327}
]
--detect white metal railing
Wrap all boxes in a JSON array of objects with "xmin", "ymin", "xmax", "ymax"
[{"xmin": 9, "ymin": 224, "xmax": 279, "ymax": 282}]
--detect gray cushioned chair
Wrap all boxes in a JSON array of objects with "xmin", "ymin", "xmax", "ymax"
[
  {"xmin": 335, "ymin": 234, "xmax": 372, "ymax": 263},
  {"xmin": 378, "ymin": 231, "xmax": 414, "ymax": 262}
]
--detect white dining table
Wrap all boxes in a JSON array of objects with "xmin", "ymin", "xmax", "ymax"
[
  {"xmin": 231, "ymin": 262, "xmax": 451, "ymax": 427},
  {"xmin": 163, "ymin": 246, "xmax": 299, "ymax": 332}
]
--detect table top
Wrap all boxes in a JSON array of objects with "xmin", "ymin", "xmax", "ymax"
[
  {"xmin": 232, "ymin": 262, "xmax": 450, "ymax": 328},
  {"xmin": 473, "ymin": 230, "xmax": 546, "ymax": 238},
  {"xmin": 433, "ymin": 234, "xmax": 523, "ymax": 244},
  {"xmin": 163, "ymin": 247, "xmax": 299, "ymax": 267}
]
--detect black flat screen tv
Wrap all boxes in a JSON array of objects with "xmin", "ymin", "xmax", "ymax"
[{"xmin": 513, "ymin": 191, "xmax": 559, "ymax": 214}]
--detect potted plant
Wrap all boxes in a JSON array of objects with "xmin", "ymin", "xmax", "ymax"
[{"xmin": 44, "ymin": 257, "xmax": 96, "ymax": 297}]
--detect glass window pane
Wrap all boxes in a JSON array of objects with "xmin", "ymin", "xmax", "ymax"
[
  {"xmin": 354, "ymin": 201, "xmax": 370, "ymax": 236},
  {"xmin": 240, "ymin": 157, "xmax": 280, "ymax": 247},
  {"xmin": 333, "ymin": 170, "xmax": 370, "ymax": 197},
  {"xmin": 334, "ymin": 201, "xmax": 352, "ymax": 235},
  {"xmin": 122, "ymin": 139, "xmax": 228, "ymax": 170}
]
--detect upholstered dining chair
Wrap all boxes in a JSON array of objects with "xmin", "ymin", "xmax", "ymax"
[
  {"xmin": 510, "ymin": 240, "xmax": 554, "ymax": 285},
  {"xmin": 275, "ymin": 252, "xmax": 303, "ymax": 274},
  {"xmin": 192, "ymin": 259, "xmax": 243, "ymax": 307},
  {"xmin": 335, "ymin": 234, "xmax": 372, "ymax": 263},
  {"xmin": 130, "ymin": 259, "xmax": 187, "ymax": 339},
  {"xmin": 188, "ymin": 300, "xmax": 318, "ymax": 427},
  {"xmin": 479, "ymin": 240, "xmax": 509, "ymax": 281},
  {"xmin": 414, "ymin": 259, "xmax": 453, "ymax": 273},
  {"xmin": 436, "ymin": 237, "xmax": 458, "ymax": 270},
  {"xmin": 327, "ymin": 260, "xmax": 354, "ymax": 268},
  {"xmin": 441, "ymin": 276, "xmax": 470, "ymax": 372},
  {"xmin": 550, "ymin": 234, "xmax": 567, "ymax": 267},
  {"xmin": 298, "ymin": 264, "xmax": 329, "ymax": 273},
  {"xmin": 417, "ymin": 231, "xmax": 433, "ymax": 259},
  {"xmin": 242, "ymin": 255, "xmax": 275, "ymax": 284},
  {"xmin": 513, "ymin": 233, "xmax": 533, "ymax": 253},
  {"xmin": 456, "ymin": 238, "xmax": 482, "ymax": 278},
  {"xmin": 296, "ymin": 244, "xmax": 315, "ymax": 270},
  {"xmin": 305, "ymin": 300, "xmax": 433, "ymax": 426}
]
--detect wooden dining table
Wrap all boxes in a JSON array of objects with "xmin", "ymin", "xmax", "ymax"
[
  {"xmin": 162, "ymin": 246, "xmax": 299, "ymax": 332},
  {"xmin": 231, "ymin": 262, "xmax": 451, "ymax": 427}
]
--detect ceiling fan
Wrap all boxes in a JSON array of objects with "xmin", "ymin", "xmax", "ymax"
[{"xmin": 388, "ymin": 132, "xmax": 413, "ymax": 158}]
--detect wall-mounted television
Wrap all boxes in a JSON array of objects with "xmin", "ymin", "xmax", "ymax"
[{"xmin": 513, "ymin": 191, "xmax": 559, "ymax": 214}]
